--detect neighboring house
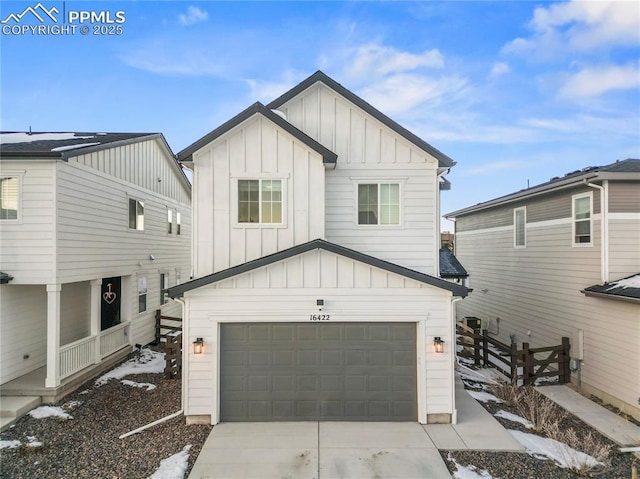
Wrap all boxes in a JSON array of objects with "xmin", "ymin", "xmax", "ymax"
[
  {"xmin": 168, "ymin": 71, "xmax": 469, "ymax": 425},
  {"xmin": 446, "ymin": 159, "xmax": 640, "ymax": 420},
  {"xmin": 0, "ymin": 132, "xmax": 191, "ymax": 403}
]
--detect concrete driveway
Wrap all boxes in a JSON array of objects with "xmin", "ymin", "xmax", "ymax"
[{"xmin": 188, "ymin": 422, "xmax": 452, "ymax": 479}]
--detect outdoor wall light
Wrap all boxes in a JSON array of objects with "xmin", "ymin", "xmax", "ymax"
[
  {"xmin": 433, "ymin": 337, "xmax": 444, "ymax": 353},
  {"xmin": 193, "ymin": 337, "xmax": 204, "ymax": 354},
  {"xmin": 316, "ymin": 299, "xmax": 324, "ymax": 311}
]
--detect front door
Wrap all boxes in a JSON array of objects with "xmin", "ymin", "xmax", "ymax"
[{"xmin": 101, "ymin": 277, "xmax": 121, "ymax": 330}]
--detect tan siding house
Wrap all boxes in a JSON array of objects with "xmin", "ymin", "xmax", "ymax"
[
  {"xmin": 446, "ymin": 160, "xmax": 640, "ymax": 420},
  {"xmin": 0, "ymin": 132, "xmax": 191, "ymax": 405},
  {"xmin": 170, "ymin": 72, "xmax": 469, "ymax": 425}
]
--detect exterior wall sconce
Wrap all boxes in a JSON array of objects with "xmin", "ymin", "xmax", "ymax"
[
  {"xmin": 433, "ymin": 337, "xmax": 444, "ymax": 353},
  {"xmin": 193, "ymin": 337, "xmax": 204, "ymax": 354},
  {"xmin": 316, "ymin": 299, "xmax": 324, "ymax": 311}
]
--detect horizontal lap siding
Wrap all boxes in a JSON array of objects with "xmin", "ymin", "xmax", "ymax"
[
  {"xmin": 455, "ymin": 221, "xmax": 639, "ymax": 412},
  {"xmin": 0, "ymin": 285, "xmax": 47, "ymax": 384},
  {"xmin": 56, "ymin": 160, "xmax": 190, "ymax": 346},
  {"xmin": 609, "ymin": 219, "xmax": 640, "ymax": 279},
  {"xmin": 0, "ymin": 161, "xmax": 55, "ymax": 284},
  {"xmin": 278, "ymin": 84, "xmax": 439, "ymax": 275}
]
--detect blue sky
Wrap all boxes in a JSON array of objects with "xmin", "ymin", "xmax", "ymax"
[{"xmin": 1, "ymin": 1, "xmax": 639, "ymax": 228}]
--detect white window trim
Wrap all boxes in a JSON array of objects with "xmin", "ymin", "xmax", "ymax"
[
  {"xmin": 167, "ymin": 207, "xmax": 173, "ymax": 235},
  {"xmin": 232, "ymin": 177, "xmax": 288, "ymax": 229},
  {"xmin": 572, "ymin": 191, "xmax": 593, "ymax": 247},
  {"xmin": 176, "ymin": 211, "xmax": 181, "ymax": 236},
  {"xmin": 514, "ymin": 207, "xmax": 526, "ymax": 248},
  {"xmin": 128, "ymin": 196, "xmax": 145, "ymax": 232},
  {"xmin": 137, "ymin": 274, "xmax": 148, "ymax": 314},
  {"xmin": 352, "ymin": 179, "xmax": 405, "ymax": 229},
  {"xmin": 160, "ymin": 272, "xmax": 169, "ymax": 305},
  {"xmin": 0, "ymin": 171, "xmax": 25, "ymax": 224}
]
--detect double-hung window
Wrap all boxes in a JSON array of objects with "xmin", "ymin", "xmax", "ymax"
[
  {"xmin": 238, "ymin": 179, "xmax": 282, "ymax": 224},
  {"xmin": 357, "ymin": 183, "xmax": 400, "ymax": 225},
  {"xmin": 129, "ymin": 199, "xmax": 144, "ymax": 230},
  {"xmin": 137, "ymin": 275, "xmax": 147, "ymax": 313},
  {"xmin": 573, "ymin": 193, "xmax": 592, "ymax": 246},
  {"xmin": 0, "ymin": 177, "xmax": 19, "ymax": 220},
  {"xmin": 176, "ymin": 212, "xmax": 181, "ymax": 235},
  {"xmin": 167, "ymin": 208, "xmax": 173, "ymax": 234},
  {"xmin": 514, "ymin": 207, "xmax": 526, "ymax": 247},
  {"xmin": 160, "ymin": 273, "xmax": 169, "ymax": 305}
]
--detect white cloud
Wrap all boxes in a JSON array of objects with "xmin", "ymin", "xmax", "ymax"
[
  {"xmin": 244, "ymin": 70, "xmax": 307, "ymax": 103},
  {"xmin": 463, "ymin": 160, "xmax": 527, "ymax": 176},
  {"xmin": 503, "ymin": 0, "xmax": 640, "ymax": 56},
  {"xmin": 489, "ymin": 62, "xmax": 510, "ymax": 79},
  {"xmin": 178, "ymin": 6, "xmax": 208, "ymax": 26},
  {"xmin": 559, "ymin": 62, "xmax": 640, "ymax": 98}
]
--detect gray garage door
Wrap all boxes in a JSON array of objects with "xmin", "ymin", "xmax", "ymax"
[{"xmin": 220, "ymin": 322, "xmax": 417, "ymax": 421}]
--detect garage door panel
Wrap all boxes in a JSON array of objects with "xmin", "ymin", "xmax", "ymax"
[{"xmin": 220, "ymin": 322, "xmax": 417, "ymax": 421}]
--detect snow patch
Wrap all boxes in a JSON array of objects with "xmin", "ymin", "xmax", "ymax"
[
  {"xmin": 26, "ymin": 436, "xmax": 43, "ymax": 448},
  {"xmin": 0, "ymin": 440, "xmax": 21, "ymax": 449},
  {"xmin": 608, "ymin": 275, "xmax": 640, "ymax": 290},
  {"xmin": 467, "ymin": 390, "xmax": 503, "ymax": 403},
  {"xmin": 448, "ymin": 454, "xmax": 497, "ymax": 479},
  {"xmin": 0, "ymin": 133, "xmax": 95, "ymax": 144},
  {"xmin": 494, "ymin": 410, "xmax": 534, "ymax": 429},
  {"xmin": 508, "ymin": 430, "xmax": 602, "ymax": 469},
  {"xmin": 51, "ymin": 142, "xmax": 101, "ymax": 152},
  {"xmin": 95, "ymin": 349, "xmax": 164, "ymax": 386},
  {"xmin": 148, "ymin": 445, "xmax": 191, "ymax": 479},
  {"xmin": 121, "ymin": 380, "xmax": 157, "ymax": 391},
  {"xmin": 28, "ymin": 406, "xmax": 72, "ymax": 420}
]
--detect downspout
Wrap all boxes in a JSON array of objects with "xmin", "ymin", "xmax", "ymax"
[
  {"xmin": 584, "ymin": 179, "xmax": 609, "ymax": 283},
  {"xmin": 450, "ymin": 295, "xmax": 463, "ymax": 425},
  {"xmin": 120, "ymin": 297, "xmax": 187, "ymax": 439},
  {"xmin": 436, "ymin": 167, "xmax": 451, "ymax": 277}
]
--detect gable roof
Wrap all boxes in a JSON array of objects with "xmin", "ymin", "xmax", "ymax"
[
  {"xmin": 168, "ymin": 238, "xmax": 469, "ymax": 298},
  {"xmin": 582, "ymin": 274, "xmax": 640, "ymax": 304},
  {"xmin": 267, "ymin": 71, "xmax": 455, "ymax": 169},
  {"xmin": 0, "ymin": 131, "xmax": 191, "ymax": 190},
  {"xmin": 439, "ymin": 248, "xmax": 468, "ymax": 278},
  {"xmin": 446, "ymin": 159, "xmax": 640, "ymax": 218},
  {"xmin": 177, "ymin": 102, "xmax": 337, "ymax": 164}
]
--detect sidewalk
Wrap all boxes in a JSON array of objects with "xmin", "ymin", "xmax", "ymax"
[{"xmin": 536, "ymin": 385, "xmax": 640, "ymax": 447}]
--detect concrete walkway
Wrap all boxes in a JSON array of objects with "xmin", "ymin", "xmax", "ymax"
[
  {"xmin": 188, "ymin": 386, "xmax": 523, "ymax": 479},
  {"xmin": 537, "ymin": 385, "xmax": 640, "ymax": 447}
]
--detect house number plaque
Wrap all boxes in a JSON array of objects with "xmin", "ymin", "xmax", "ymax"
[{"xmin": 309, "ymin": 314, "xmax": 330, "ymax": 321}]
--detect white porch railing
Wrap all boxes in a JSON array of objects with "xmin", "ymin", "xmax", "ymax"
[
  {"xmin": 59, "ymin": 335, "xmax": 96, "ymax": 379},
  {"xmin": 100, "ymin": 322, "xmax": 130, "ymax": 358}
]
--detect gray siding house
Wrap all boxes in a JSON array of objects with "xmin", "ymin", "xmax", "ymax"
[{"xmin": 446, "ymin": 159, "xmax": 640, "ymax": 420}]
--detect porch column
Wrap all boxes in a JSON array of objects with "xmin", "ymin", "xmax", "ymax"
[
  {"xmin": 90, "ymin": 279, "xmax": 102, "ymax": 364},
  {"xmin": 45, "ymin": 284, "xmax": 61, "ymax": 388}
]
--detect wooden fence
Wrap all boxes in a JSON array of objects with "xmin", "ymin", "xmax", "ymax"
[
  {"xmin": 155, "ymin": 310, "xmax": 183, "ymax": 379},
  {"xmin": 164, "ymin": 332, "xmax": 182, "ymax": 379},
  {"xmin": 456, "ymin": 322, "xmax": 570, "ymax": 386}
]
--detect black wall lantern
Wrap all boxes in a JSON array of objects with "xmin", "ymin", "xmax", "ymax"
[
  {"xmin": 433, "ymin": 337, "xmax": 444, "ymax": 353},
  {"xmin": 193, "ymin": 337, "xmax": 204, "ymax": 354}
]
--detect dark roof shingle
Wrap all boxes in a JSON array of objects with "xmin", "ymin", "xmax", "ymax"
[{"xmin": 582, "ymin": 274, "xmax": 640, "ymax": 303}]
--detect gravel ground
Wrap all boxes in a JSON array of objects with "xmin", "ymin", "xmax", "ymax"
[
  {"xmin": 442, "ymin": 373, "xmax": 637, "ymax": 479},
  {"xmin": 0, "ymin": 350, "xmax": 212, "ymax": 479},
  {"xmin": 1, "ymin": 353, "xmax": 637, "ymax": 479}
]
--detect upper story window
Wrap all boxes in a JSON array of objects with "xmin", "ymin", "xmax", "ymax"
[
  {"xmin": 514, "ymin": 207, "xmax": 526, "ymax": 248},
  {"xmin": 238, "ymin": 179, "xmax": 282, "ymax": 224},
  {"xmin": 0, "ymin": 177, "xmax": 19, "ymax": 220},
  {"xmin": 129, "ymin": 198, "xmax": 144, "ymax": 231},
  {"xmin": 167, "ymin": 208, "xmax": 173, "ymax": 234},
  {"xmin": 357, "ymin": 183, "xmax": 400, "ymax": 225},
  {"xmin": 573, "ymin": 192, "xmax": 592, "ymax": 246},
  {"xmin": 176, "ymin": 212, "xmax": 181, "ymax": 235}
]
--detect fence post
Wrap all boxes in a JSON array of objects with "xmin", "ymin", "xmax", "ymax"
[
  {"xmin": 155, "ymin": 310, "xmax": 161, "ymax": 345},
  {"xmin": 482, "ymin": 329, "xmax": 489, "ymax": 366},
  {"xmin": 522, "ymin": 342, "xmax": 532, "ymax": 386},
  {"xmin": 473, "ymin": 326, "xmax": 481, "ymax": 366},
  {"xmin": 559, "ymin": 337, "xmax": 571, "ymax": 384},
  {"xmin": 510, "ymin": 340, "xmax": 518, "ymax": 385}
]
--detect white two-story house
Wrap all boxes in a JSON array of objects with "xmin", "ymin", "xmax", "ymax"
[
  {"xmin": 168, "ymin": 72, "xmax": 468, "ymax": 425},
  {"xmin": 0, "ymin": 132, "xmax": 191, "ymax": 408}
]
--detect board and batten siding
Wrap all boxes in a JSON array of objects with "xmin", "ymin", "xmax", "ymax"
[
  {"xmin": 70, "ymin": 137, "xmax": 189, "ymax": 205},
  {"xmin": 184, "ymin": 249, "xmax": 454, "ymax": 422},
  {"xmin": 0, "ymin": 285, "xmax": 47, "ymax": 384},
  {"xmin": 0, "ymin": 161, "xmax": 56, "ymax": 284},
  {"xmin": 191, "ymin": 115, "xmax": 325, "ymax": 277},
  {"xmin": 55, "ymin": 159, "xmax": 190, "ymax": 346},
  {"xmin": 274, "ymin": 82, "xmax": 440, "ymax": 275},
  {"xmin": 454, "ymin": 201, "xmax": 639, "ymax": 415}
]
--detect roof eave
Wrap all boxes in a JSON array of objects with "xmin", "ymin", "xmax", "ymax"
[{"xmin": 581, "ymin": 289, "xmax": 640, "ymax": 304}]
